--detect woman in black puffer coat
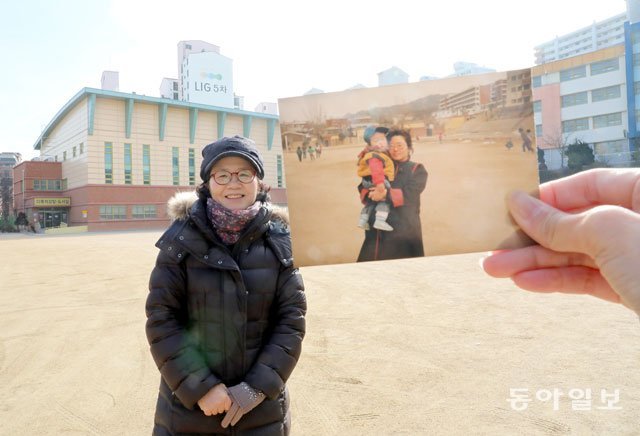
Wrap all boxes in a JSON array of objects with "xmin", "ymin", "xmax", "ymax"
[{"xmin": 146, "ymin": 136, "xmax": 306, "ymax": 435}]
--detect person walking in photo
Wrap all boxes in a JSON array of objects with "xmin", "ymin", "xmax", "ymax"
[
  {"xmin": 146, "ymin": 135, "xmax": 307, "ymax": 435},
  {"xmin": 296, "ymin": 145, "xmax": 303, "ymax": 162},
  {"xmin": 519, "ymin": 127, "xmax": 534, "ymax": 153}
]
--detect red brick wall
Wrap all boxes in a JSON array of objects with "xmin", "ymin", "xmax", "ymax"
[{"xmin": 62, "ymin": 185, "xmax": 288, "ymax": 231}]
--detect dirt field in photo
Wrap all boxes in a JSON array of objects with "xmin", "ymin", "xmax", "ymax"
[
  {"xmin": 284, "ymin": 135, "xmax": 539, "ymax": 266},
  {"xmin": 1, "ymin": 232, "xmax": 639, "ymax": 435}
]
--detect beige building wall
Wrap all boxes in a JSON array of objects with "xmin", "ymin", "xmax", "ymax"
[
  {"xmin": 40, "ymin": 100, "xmax": 89, "ymax": 189},
  {"xmin": 84, "ymin": 96, "xmax": 283, "ymax": 189}
]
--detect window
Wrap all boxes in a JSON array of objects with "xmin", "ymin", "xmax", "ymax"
[
  {"xmin": 535, "ymin": 124, "xmax": 543, "ymax": 137},
  {"xmin": 594, "ymin": 140, "xmax": 626, "ymax": 155},
  {"xmin": 188, "ymin": 148, "xmax": 196, "ymax": 186},
  {"xmin": 72, "ymin": 146, "xmax": 77, "ymax": 158},
  {"xmin": 591, "ymin": 85, "xmax": 620, "ymax": 102},
  {"xmin": 124, "ymin": 143, "xmax": 132, "ymax": 184},
  {"xmin": 104, "ymin": 142, "xmax": 113, "ymax": 184},
  {"xmin": 533, "ymin": 76, "xmax": 543, "ymax": 89},
  {"xmin": 533, "ymin": 101, "xmax": 542, "ymax": 112},
  {"xmin": 63, "ymin": 151, "xmax": 67, "ymax": 161},
  {"xmin": 561, "ymin": 91, "xmax": 588, "ymax": 107},
  {"xmin": 633, "ymin": 54, "xmax": 640, "ymax": 67},
  {"xmin": 79, "ymin": 143, "xmax": 84, "ymax": 154},
  {"xmin": 277, "ymin": 154, "xmax": 283, "ymax": 188},
  {"xmin": 593, "ymin": 112, "xmax": 622, "ymax": 128},
  {"xmin": 173, "ymin": 82, "xmax": 178, "ymax": 91},
  {"xmin": 173, "ymin": 92, "xmax": 178, "ymax": 100},
  {"xmin": 55, "ymin": 155, "xmax": 58, "ymax": 162},
  {"xmin": 590, "ymin": 58, "xmax": 619, "ymax": 75},
  {"xmin": 172, "ymin": 147, "xmax": 180, "ymax": 186},
  {"xmin": 143, "ymin": 144, "xmax": 150, "ymax": 185},
  {"xmin": 99, "ymin": 205, "xmax": 126, "ymax": 220},
  {"xmin": 132, "ymin": 205, "xmax": 157, "ymax": 219},
  {"xmin": 560, "ymin": 65, "xmax": 587, "ymax": 81},
  {"xmin": 562, "ymin": 118, "xmax": 589, "ymax": 133}
]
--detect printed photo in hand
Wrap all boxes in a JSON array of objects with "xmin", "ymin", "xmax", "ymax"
[{"xmin": 278, "ymin": 69, "xmax": 539, "ymax": 266}]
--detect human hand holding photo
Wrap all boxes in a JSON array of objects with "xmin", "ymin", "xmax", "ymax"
[{"xmin": 482, "ymin": 168, "xmax": 640, "ymax": 315}]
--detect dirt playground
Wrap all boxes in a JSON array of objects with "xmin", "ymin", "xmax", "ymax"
[{"xmin": 1, "ymin": 231, "xmax": 639, "ymax": 435}]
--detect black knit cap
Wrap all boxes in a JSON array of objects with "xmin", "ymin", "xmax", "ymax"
[{"xmin": 200, "ymin": 135, "xmax": 265, "ymax": 181}]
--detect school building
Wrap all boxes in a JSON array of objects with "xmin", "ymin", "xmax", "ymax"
[
  {"xmin": 13, "ymin": 88, "xmax": 284, "ymax": 231},
  {"xmin": 532, "ymin": 45, "xmax": 629, "ymax": 170}
]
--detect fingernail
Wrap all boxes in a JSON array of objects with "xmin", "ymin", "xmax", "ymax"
[
  {"xmin": 507, "ymin": 191, "xmax": 539, "ymax": 220},
  {"xmin": 478, "ymin": 255, "xmax": 488, "ymax": 269}
]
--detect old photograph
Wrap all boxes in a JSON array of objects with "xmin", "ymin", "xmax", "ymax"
[{"xmin": 279, "ymin": 69, "xmax": 539, "ymax": 266}]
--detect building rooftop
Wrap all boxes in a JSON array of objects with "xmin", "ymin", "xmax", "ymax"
[{"xmin": 33, "ymin": 87, "xmax": 278, "ymax": 151}]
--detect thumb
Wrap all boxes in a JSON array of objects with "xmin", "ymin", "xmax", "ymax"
[{"xmin": 507, "ymin": 191, "xmax": 591, "ymax": 255}]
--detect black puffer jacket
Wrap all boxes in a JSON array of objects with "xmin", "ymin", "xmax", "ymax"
[{"xmin": 146, "ymin": 192, "xmax": 306, "ymax": 435}]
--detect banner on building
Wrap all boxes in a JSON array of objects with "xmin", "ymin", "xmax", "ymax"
[{"xmin": 34, "ymin": 197, "xmax": 71, "ymax": 207}]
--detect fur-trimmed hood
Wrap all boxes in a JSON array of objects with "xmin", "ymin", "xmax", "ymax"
[{"xmin": 166, "ymin": 191, "xmax": 289, "ymax": 225}]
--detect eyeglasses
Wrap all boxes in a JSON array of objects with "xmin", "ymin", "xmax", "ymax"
[{"xmin": 210, "ymin": 169, "xmax": 256, "ymax": 185}]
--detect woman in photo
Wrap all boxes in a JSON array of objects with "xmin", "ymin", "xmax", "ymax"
[
  {"xmin": 146, "ymin": 135, "xmax": 306, "ymax": 435},
  {"xmin": 357, "ymin": 128, "xmax": 428, "ymax": 261}
]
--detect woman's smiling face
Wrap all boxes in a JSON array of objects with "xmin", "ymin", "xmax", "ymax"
[
  {"xmin": 208, "ymin": 156, "xmax": 259, "ymax": 210},
  {"xmin": 389, "ymin": 135, "xmax": 410, "ymax": 162}
]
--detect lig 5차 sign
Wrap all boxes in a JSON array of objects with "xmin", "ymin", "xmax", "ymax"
[{"xmin": 184, "ymin": 51, "xmax": 233, "ymax": 108}]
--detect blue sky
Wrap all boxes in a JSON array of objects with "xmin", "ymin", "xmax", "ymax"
[{"xmin": 0, "ymin": 0, "xmax": 627, "ymax": 159}]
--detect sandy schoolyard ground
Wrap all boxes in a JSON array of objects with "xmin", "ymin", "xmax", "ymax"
[{"xmin": 1, "ymin": 231, "xmax": 639, "ymax": 435}]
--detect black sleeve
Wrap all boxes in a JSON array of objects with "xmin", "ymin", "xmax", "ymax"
[
  {"xmin": 403, "ymin": 163, "xmax": 428, "ymax": 206},
  {"xmin": 145, "ymin": 250, "xmax": 221, "ymax": 409},
  {"xmin": 390, "ymin": 163, "xmax": 428, "ymax": 207},
  {"xmin": 243, "ymin": 264, "xmax": 307, "ymax": 399}
]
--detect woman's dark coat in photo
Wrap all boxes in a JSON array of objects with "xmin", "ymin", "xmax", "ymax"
[
  {"xmin": 146, "ymin": 192, "xmax": 306, "ymax": 435},
  {"xmin": 358, "ymin": 160, "xmax": 428, "ymax": 261}
]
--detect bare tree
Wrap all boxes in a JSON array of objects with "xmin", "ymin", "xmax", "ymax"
[
  {"xmin": 0, "ymin": 176, "xmax": 12, "ymax": 221},
  {"xmin": 542, "ymin": 128, "xmax": 583, "ymax": 170}
]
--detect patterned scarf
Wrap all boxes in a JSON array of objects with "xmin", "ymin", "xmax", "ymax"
[{"xmin": 206, "ymin": 197, "xmax": 262, "ymax": 245}]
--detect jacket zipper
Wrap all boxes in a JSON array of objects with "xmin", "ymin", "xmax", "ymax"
[{"xmin": 220, "ymin": 272, "xmax": 227, "ymax": 380}]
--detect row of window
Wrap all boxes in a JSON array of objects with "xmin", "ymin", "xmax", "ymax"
[
  {"xmin": 54, "ymin": 143, "xmax": 84, "ymax": 162},
  {"xmin": 533, "ymin": 85, "xmax": 621, "ymax": 113},
  {"xmin": 32, "ymin": 179, "xmax": 68, "ymax": 191},
  {"xmin": 532, "ymin": 58, "xmax": 619, "ymax": 87},
  {"xmin": 562, "ymin": 112, "xmax": 623, "ymax": 133},
  {"xmin": 99, "ymin": 205, "xmax": 158, "ymax": 220},
  {"xmin": 104, "ymin": 142, "xmax": 194, "ymax": 186},
  {"xmin": 510, "ymin": 84, "xmax": 531, "ymax": 92},
  {"xmin": 100, "ymin": 142, "xmax": 284, "ymax": 188}
]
